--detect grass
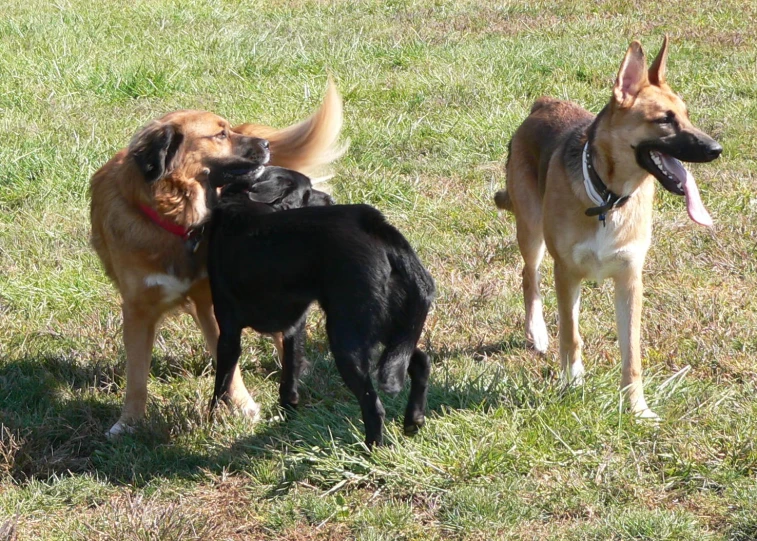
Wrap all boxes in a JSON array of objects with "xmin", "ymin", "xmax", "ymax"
[{"xmin": 1, "ymin": 0, "xmax": 756, "ymax": 539}]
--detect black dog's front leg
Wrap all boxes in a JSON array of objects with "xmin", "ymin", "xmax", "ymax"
[
  {"xmin": 279, "ymin": 315, "xmax": 308, "ymax": 413},
  {"xmin": 209, "ymin": 325, "xmax": 243, "ymax": 414}
]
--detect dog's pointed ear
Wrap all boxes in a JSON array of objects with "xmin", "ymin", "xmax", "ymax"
[
  {"xmin": 247, "ymin": 178, "xmax": 292, "ymax": 204},
  {"xmin": 613, "ymin": 41, "xmax": 648, "ymax": 108},
  {"xmin": 128, "ymin": 121, "xmax": 184, "ymax": 183},
  {"xmin": 648, "ymin": 35, "xmax": 669, "ymax": 86}
]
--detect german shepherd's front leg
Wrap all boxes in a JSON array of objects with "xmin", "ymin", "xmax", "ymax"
[
  {"xmin": 554, "ymin": 263, "xmax": 585, "ymax": 385},
  {"xmin": 614, "ymin": 267, "xmax": 658, "ymax": 419}
]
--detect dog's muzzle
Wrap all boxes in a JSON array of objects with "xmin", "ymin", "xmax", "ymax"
[{"xmin": 635, "ymin": 130, "xmax": 721, "ymax": 227}]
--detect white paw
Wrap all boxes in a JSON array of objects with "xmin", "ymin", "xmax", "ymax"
[
  {"xmin": 628, "ymin": 395, "xmax": 660, "ymax": 421},
  {"xmin": 527, "ymin": 323, "xmax": 549, "ymax": 354},
  {"xmin": 561, "ymin": 361, "xmax": 585, "ymax": 386},
  {"xmin": 234, "ymin": 397, "xmax": 261, "ymax": 422},
  {"xmin": 105, "ymin": 420, "xmax": 135, "ymax": 440},
  {"xmin": 635, "ymin": 408, "xmax": 661, "ymax": 421},
  {"xmin": 569, "ymin": 361, "xmax": 585, "ymax": 385}
]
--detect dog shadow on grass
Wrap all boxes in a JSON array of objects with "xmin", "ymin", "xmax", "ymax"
[{"xmin": 0, "ymin": 335, "xmax": 535, "ymax": 491}]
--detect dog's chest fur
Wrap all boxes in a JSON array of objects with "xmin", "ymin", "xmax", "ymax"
[
  {"xmin": 138, "ymin": 245, "xmax": 208, "ymax": 306},
  {"xmin": 144, "ymin": 273, "xmax": 193, "ymax": 303},
  {"xmin": 570, "ymin": 212, "xmax": 651, "ymax": 281}
]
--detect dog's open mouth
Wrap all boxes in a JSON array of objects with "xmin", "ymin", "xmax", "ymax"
[{"xmin": 639, "ymin": 150, "xmax": 713, "ymax": 227}]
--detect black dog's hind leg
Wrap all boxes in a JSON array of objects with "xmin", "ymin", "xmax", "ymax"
[
  {"xmin": 280, "ymin": 317, "xmax": 307, "ymax": 413},
  {"xmin": 210, "ymin": 324, "xmax": 243, "ymax": 413},
  {"xmin": 403, "ymin": 349, "xmax": 430, "ymax": 436},
  {"xmin": 331, "ymin": 343, "xmax": 386, "ymax": 448}
]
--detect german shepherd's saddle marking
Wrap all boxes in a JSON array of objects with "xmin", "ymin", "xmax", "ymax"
[{"xmin": 495, "ymin": 37, "xmax": 722, "ymax": 418}]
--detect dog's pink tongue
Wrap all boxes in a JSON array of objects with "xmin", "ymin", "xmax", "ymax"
[
  {"xmin": 682, "ymin": 169, "xmax": 713, "ymax": 227},
  {"xmin": 660, "ymin": 154, "xmax": 714, "ymax": 227}
]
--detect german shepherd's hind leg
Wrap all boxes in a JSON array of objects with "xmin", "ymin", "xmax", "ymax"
[
  {"xmin": 403, "ymin": 349, "xmax": 430, "ymax": 436},
  {"xmin": 554, "ymin": 263, "xmax": 585, "ymax": 385},
  {"xmin": 504, "ymin": 145, "xmax": 549, "ymax": 354},
  {"xmin": 518, "ymin": 220, "xmax": 549, "ymax": 354},
  {"xmin": 614, "ymin": 268, "xmax": 658, "ymax": 420},
  {"xmin": 187, "ymin": 285, "xmax": 260, "ymax": 421},
  {"xmin": 107, "ymin": 302, "xmax": 161, "ymax": 439}
]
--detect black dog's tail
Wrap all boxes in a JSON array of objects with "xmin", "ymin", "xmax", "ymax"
[{"xmin": 359, "ymin": 210, "xmax": 435, "ymax": 394}]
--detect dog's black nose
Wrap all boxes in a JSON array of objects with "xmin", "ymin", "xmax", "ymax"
[
  {"xmin": 260, "ymin": 140, "xmax": 270, "ymax": 150},
  {"xmin": 704, "ymin": 141, "xmax": 723, "ymax": 160}
]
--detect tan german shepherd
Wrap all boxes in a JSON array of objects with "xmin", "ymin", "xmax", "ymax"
[{"xmin": 494, "ymin": 37, "xmax": 722, "ymax": 418}]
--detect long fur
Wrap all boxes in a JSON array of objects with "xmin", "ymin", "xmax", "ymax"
[{"xmin": 233, "ymin": 80, "xmax": 348, "ymax": 182}]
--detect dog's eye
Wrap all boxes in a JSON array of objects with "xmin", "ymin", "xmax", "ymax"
[
  {"xmin": 215, "ymin": 130, "xmax": 228, "ymax": 140},
  {"xmin": 654, "ymin": 111, "xmax": 676, "ymax": 125}
]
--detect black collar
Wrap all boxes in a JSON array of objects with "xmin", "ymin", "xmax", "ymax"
[{"xmin": 582, "ymin": 139, "xmax": 630, "ymax": 220}]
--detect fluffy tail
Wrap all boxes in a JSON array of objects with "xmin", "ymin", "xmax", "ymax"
[
  {"xmin": 360, "ymin": 212, "xmax": 435, "ymax": 394},
  {"xmin": 233, "ymin": 79, "xmax": 348, "ymax": 180}
]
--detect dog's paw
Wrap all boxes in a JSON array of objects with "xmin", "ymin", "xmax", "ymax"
[
  {"xmin": 629, "ymin": 395, "xmax": 660, "ymax": 421},
  {"xmin": 569, "ymin": 361, "xmax": 585, "ymax": 385},
  {"xmin": 403, "ymin": 413, "xmax": 425, "ymax": 436},
  {"xmin": 561, "ymin": 361, "xmax": 585, "ymax": 387},
  {"xmin": 527, "ymin": 325, "xmax": 549, "ymax": 354},
  {"xmin": 105, "ymin": 420, "xmax": 135, "ymax": 440},
  {"xmin": 235, "ymin": 397, "xmax": 262, "ymax": 422},
  {"xmin": 635, "ymin": 408, "xmax": 661, "ymax": 421}
]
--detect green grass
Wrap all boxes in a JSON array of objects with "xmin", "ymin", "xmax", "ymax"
[{"xmin": 1, "ymin": 0, "xmax": 756, "ymax": 539}]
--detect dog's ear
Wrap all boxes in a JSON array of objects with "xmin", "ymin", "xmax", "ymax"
[
  {"xmin": 648, "ymin": 35, "xmax": 669, "ymax": 87},
  {"xmin": 128, "ymin": 121, "xmax": 184, "ymax": 183},
  {"xmin": 613, "ymin": 41, "xmax": 648, "ymax": 108},
  {"xmin": 246, "ymin": 178, "xmax": 292, "ymax": 204}
]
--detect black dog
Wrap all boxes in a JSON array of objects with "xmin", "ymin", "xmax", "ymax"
[{"xmin": 207, "ymin": 174, "xmax": 435, "ymax": 447}]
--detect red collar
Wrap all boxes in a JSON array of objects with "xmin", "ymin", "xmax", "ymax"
[{"xmin": 139, "ymin": 203, "xmax": 192, "ymax": 240}]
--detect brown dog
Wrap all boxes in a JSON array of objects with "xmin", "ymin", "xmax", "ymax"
[
  {"xmin": 495, "ymin": 38, "xmax": 721, "ymax": 418},
  {"xmin": 90, "ymin": 82, "xmax": 345, "ymax": 438}
]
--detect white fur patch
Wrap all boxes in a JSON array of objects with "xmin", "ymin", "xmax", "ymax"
[
  {"xmin": 571, "ymin": 215, "xmax": 649, "ymax": 282},
  {"xmin": 105, "ymin": 420, "xmax": 135, "ymax": 440},
  {"xmin": 526, "ymin": 299, "xmax": 549, "ymax": 353},
  {"xmin": 144, "ymin": 274, "xmax": 191, "ymax": 302},
  {"xmin": 563, "ymin": 361, "xmax": 585, "ymax": 386}
]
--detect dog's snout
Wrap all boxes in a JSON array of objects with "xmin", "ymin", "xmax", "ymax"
[
  {"xmin": 232, "ymin": 135, "xmax": 270, "ymax": 164},
  {"xmin": 704, "ymin": 141, "xmax": 723, "ymax": 160}
]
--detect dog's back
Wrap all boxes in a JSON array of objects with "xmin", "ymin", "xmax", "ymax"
[
  {"xmin": 209, "ymin": 204, "xmax": 435, "ymax": 372},
  {"xmin": 495, "ymin": 97, "xmax": 593, "ymax": 212},
  {"xmin": 353, "ymin": 208, "xmax": 435, "ymax": 392}
]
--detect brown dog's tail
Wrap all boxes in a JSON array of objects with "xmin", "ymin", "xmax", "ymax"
[{"xmin": 233, "ymin": 79, "xmax": 347, "ymax": 180}]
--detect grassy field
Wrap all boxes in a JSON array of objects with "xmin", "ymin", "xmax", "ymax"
[{"xmin": 1, "ymin": 0, "xmax": 756, "ymax": 539}]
